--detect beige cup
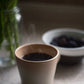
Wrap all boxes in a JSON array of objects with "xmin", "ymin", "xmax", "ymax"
[{"xmin": 15, "ymin": 44, "xmax": 60, "ymax": 84}]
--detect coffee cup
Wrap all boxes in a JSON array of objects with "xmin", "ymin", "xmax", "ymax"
[{"xmin": 15, "ymin": 44, "xmax": 60, "ymax": 84}]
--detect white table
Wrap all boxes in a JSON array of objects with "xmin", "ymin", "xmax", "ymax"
[{"xmin": 0, "ymin": 59, "xmax": 84, "ymax": 84}]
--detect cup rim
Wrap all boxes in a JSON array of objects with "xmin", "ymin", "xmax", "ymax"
[{"xmin": 15, "ymin": 43, "xmax": 60, "ymax": 63}]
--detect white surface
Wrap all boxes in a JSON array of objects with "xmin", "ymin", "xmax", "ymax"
[
  {"xmin": 0, "ymin": 30, "xmax": 84, "ymax": 84},
  {"xmin": 0, "ymin": 60, "xmax": 84, "ymax": 84}
]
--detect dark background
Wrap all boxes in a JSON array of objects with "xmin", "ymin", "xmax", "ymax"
[{"xmin": 20, "ymin": 0, "xmax": 84, "ymax": 6}]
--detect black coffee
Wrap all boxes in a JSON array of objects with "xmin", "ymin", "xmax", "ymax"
[{"xmin": 22, "ymin": 53, "xmax": 52, "ymax": 61}]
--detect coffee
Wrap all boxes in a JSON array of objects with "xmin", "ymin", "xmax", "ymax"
[{"xmin": 22, "ymin": 53, "xmax": 52, "ymax": 61}]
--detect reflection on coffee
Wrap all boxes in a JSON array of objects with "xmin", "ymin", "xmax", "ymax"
[{"xmin": 22, "ymin": 53, "xmax": 52, "ymax": 61}]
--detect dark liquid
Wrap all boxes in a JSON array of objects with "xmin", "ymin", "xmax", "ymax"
[{"xmin": 22, "ymin": 53, "xmax": 52, "ymax": 61}]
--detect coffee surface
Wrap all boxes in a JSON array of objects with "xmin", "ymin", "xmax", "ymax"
[{"xmin": 22, "ymin": 53, "xmax": 52, "ymax": 61}]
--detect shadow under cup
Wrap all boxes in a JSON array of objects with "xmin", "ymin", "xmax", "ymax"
[{"xmin": 15, "ymin": 44, "xmax": 60, "ymax": 84}]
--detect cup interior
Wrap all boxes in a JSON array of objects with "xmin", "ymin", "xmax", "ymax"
[{"xmin": 15, "ymin": 44, "xmax": 58, "ymax": 61}]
